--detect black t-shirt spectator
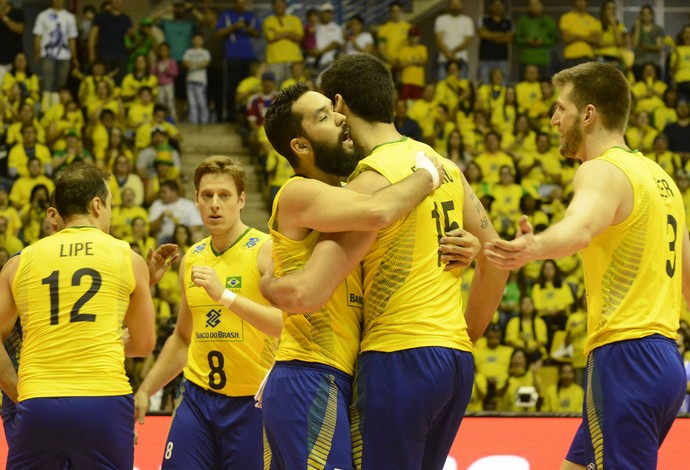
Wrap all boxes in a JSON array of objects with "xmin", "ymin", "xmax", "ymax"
[
  {"xmin": 0, "ymin": 8, "xmax": 25, "ymax": 64},
  {"xmin": 664, "ymin": 121, "xmax": 690, "ymax": 154},
  {"xmin": 92, "ymin": 10, "xmax": 132, "ymax": 57},
  {"xmin": 479, "ymin": 16, "xmax": 511, "ymax": 61}
]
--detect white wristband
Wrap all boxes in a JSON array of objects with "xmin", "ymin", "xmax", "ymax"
[
  {"xmin": 220, "ymin": 289, "xmax": 237, "ymax": 308},
  {"xmin": 415, "ymin": 151, "xmax": 440, "ymax": 189}
]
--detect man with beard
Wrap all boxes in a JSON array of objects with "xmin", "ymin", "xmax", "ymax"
[
  {"xmin": 260, "ymin": 82, "xmax": 447, "ymax": 469},
  {"xmin": 485, "ymin": 62, "xmax": 690, "ymax": 470},
  {"xmin": 263, "ymin": 55, "xmax": 503, "ymax": 468}
]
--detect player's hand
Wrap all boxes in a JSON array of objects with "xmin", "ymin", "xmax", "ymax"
[
  {"xmin": 439, "ymin": 228, "xmax": 480, "ymax": 270},
  {"xmin": 134, "ymin": 389, "xmax": 150, "ymax": 426},
  {"xmin": 484, "ymin": 215, "xmax": 537, "ymax": 270},
  {"xmin": 146, "ymin": 244, "xmax": 179, "ymax": 286},
  {"xmin": 191, "ymin": 266, "xmax": 225, "ymax": 302}
]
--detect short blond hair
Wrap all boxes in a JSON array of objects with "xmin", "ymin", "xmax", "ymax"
[
  {"xmin": 552, "ymin": 62, "xmax": 631, "ymax": 133},
  {"xmin": 194, "ymin": 156, "xmax": 247, "ymax": 195}
]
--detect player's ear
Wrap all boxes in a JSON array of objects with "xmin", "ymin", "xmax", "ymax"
[
  {"xmin": 583, "ymin": 104, "xmax": 596, "ymax": 126},
  {"xmin": 290, "ymin": 136, "xmax": 310, "ymax": 158},
  {"xmin": 334, "ymin": 94, "xmax": 347, "ymax": 114}
]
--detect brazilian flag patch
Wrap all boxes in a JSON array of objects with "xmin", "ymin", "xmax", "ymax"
[{"xmin": 225, "ymin": 276, "xmax": 242, "ymax": 289}]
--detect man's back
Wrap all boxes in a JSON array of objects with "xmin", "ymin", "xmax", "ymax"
[
  {"xmin": 349, "ymin": 137, "xmax": 472, "ymax": 354},
  {"xmin": 13, "ymin": 226, "xmax": 134, "ymax": 400}
]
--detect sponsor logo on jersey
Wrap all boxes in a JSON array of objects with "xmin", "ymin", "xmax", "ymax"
[{"xmin": 206, "ymin": 308, "xmax": 221, "ymax": 328}]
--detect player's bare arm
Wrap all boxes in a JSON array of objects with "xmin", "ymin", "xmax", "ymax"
[
  {"xmin": 260, "ymin": 230, "xmax": 377, "ymax": 313},
  {"xmin": 485, "ymin": 160, "xmax": 631, "ymax": 270},
  {"xmin": 458, "ymin": 173, "xmax": 510, "ymax": 342},
  {"xmin": 135, "ymin": 257, "xmax": 195, "ymax": 424},
  {"xmin": 0, "ymin": 346, "xmax": 18, "ymax": 404},
  {"xmin": 277, "ymin": 154, "xmax": 442, "ymax": 235},
  {"xmin": 192, "ymin": 241, "xmax": 283, "ymax": 337},
  {"xmin": 0, "ymin": 255, "xmax": 19, "ymax": 325},
  {"xmin": 681, "ymin": 229, "xmax": 690, "ymax": 308},
  {"xmin": 123, "ymin": 252, "xmax": 156, "ymax": 358}
]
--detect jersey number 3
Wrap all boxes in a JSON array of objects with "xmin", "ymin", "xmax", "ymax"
[
  {"xmin": 42, "ymin": 268, "xmax": 101, "ymax": 325},
  {"xmin": 667, "ymin": 214, "xmax": 678, "ymax": 278}
]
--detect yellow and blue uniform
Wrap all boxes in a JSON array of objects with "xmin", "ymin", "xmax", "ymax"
[
  {"xmin": 348, "ymin": 137, "xmax": 474, "ymax": 470},
  {"xmin": 8, "ymin": 227, "xmax": 136, "ymax": 468},
  {"xmin": 164, "ymin": 230, "xmax": 275, "ymax": 469},
  {"xmin": 565, "ymin": 147, "xmax": 687, "ymax": 470},
  {"xmin": 262, "ymin": 177, "xmax": 362, "ymax": 469}
]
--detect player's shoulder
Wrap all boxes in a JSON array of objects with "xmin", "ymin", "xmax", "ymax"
[
  {"xmin": 186, "ymin": 236, "xmax": 212, "ymax": 259},
  {"xmin": 244, "ymin": 228, "xmax": 270, "ymax": 250}
]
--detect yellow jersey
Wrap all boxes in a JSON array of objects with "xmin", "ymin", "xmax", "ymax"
[
  {"xmin": 348, "ymin": 137, "xmax": 472, "ymax": 354},
  {"xmin": 13, "ymin": 227, "xmax": 135, "ymax": 400},
  {"xmin": 582, "ymin": 147, "xmax": 684, "ymax": 354},
  {"xmin": 268, "ymin": 178, "xmax": 364, "ymax": 376},
  {"xmin": 182, "ymin": 230, "xmax": 277, "ymax": 396}
]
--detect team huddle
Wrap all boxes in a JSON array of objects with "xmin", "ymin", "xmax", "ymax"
[{"xmin": 0, "ymin": 55, "xmax": 688, "ymax": 470}]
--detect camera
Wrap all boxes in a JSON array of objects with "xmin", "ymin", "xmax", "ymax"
[{"xmin": 515, "ymin": 386, "xmax": 539, "ymax": 408}]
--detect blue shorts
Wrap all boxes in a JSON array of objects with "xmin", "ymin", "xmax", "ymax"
[
  {"xmin": 162, "ymin": 379, "xmax": 268, "ymax": 469},
  {"xmin": 262, "ymin": 360, "xmax": 353, "ymax": 470},
  {"xmin": 565, "ymin": 335, "xmax": 686, "ymax": 469},
  {"xmin": 6, "ymin": 395, "xmax": 134, "ymax": 470},
  {"xmin": 351, "ymin": 347, "xmax": 474, "ymax": 470}
]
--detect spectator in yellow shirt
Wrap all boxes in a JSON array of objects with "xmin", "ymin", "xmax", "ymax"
[
  {"xmin": 263, "ymin": 0, "xmax": 303, "ymax": 84},
  {"xmin": 7, "ymin": 125, "xmax": 52, "ymax": 179},
  {"xmin": 279, "ymin": 61, "xmax": 308, "ymax": 90},
  {"xmin": 595, "ymin": 1, "xmax": 625, "ymax": 66},
  {"xmin": 126, "ymin": 86, "xmax": 155, "ymax": 133},
  {"xmin": 625, "ymin": 110, "xmax": 658, "ymax": 154},
  {"xmin": 532, "ymin": 259, "xmax": 574, "ymax": 348},
  {"xmin": 645, "ymin": 133, "xmax": 680, "ymax": 177},
  {"xmin": 474, "ymin": 131, "xmax": 515, "ymax": 184},
  {"xmin": 398, "ymin": 26, "xmax": 427, "ymax": 101},
  {"xmin": 541, "ymin": 363, "xmax": 584, "ymax": 413},
  {"xmin": 632, "ymin": 61, "xmax": 666, "ymax": 115},
  {"xmin": 120, "ymin": 54, "xmax": 158, "ymax": 105},
  {"xmin": 9, "ymin": 158, "xmax": 54, "ymax": 210},
  {"xmin": 376, "ymin": 1, "xmax": 410, "ymax": 76},
  {"xmin": 500, "ymin": 348, "xmax": 541, "ymax": 412},
  {"xmin": 515, "ymin": 64, "xmax": 542, "ymax": 118},
  {"xmin": 559, "ymin": 0, "xmax": 601, "ymax": 68},
  {"xmin": 408, "ymin": 84, "xmax": 438, "ymax": 143}
]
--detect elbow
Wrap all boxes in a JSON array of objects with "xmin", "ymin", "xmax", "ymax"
[
  {"xmin": 366, "ymin": 205, "xmax": 395, "ymax": 230},
  {"xmin": 285, "ymin": 286, "xmax": 329, "ymax": 314},
  {"xmin": 128, "ymin": 335, "xmax": 155, "ymax": 358}
]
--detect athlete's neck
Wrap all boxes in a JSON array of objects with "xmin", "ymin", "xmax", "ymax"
[
  {"xmin": 64, "ymin": 215, "xmax": 102, "ymax": 231},
  {"xmin": 210, "ymin": 221, "xmax": 249, "ymax": 253},
  {"xmin": 583, "ymin": 130, "xmax": 628, "ymax": 162},
  {"xmin": 349, "ymin": 119, "xmax": 402, "ymax": 156}
]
